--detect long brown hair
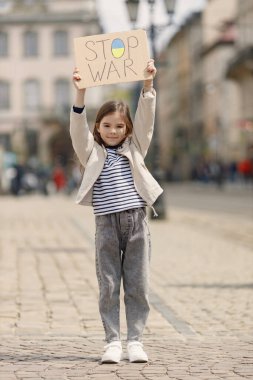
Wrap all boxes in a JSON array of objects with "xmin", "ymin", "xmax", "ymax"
[{"xmin": 93, "ymin": 100, "xmax": 133, "ymax": 145}]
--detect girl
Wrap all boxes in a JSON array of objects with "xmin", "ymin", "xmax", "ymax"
[{"xmin": 70, "ymin": 60, "xmax": 163, "ymax": 364}]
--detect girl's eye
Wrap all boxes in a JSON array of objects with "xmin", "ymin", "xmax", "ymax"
[{"xmin": 117, "ymin": 125, "xmax": 124, "ymax": 129}]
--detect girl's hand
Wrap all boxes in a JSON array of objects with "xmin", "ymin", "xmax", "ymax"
[
  {"xmin": 146, "ymin": 59, "xmax": 157, "ymax": 79},
  {"xmin": 143, "ymin": 59, "xmax": 156, "ymax": 92},
  {"xmin": 72, "ymin": 67, "xmax": 86, "ymax": 107},
  {"xmin": 72, "ymin": 67, "xmax": 85, "ymax": 91}
]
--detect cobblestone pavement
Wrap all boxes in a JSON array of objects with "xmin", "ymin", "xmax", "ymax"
[{"xmin": 0, "ymin": 188, "xmax": 253, "ymax": 379}]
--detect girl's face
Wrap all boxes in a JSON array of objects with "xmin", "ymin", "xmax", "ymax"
[{"xmin": 97, "ymin": 111, "xmax": 127, "ymax": 146}]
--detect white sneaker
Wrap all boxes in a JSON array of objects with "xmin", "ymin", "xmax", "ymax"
[
  {"xmin": 101, "ymin": 341, "xmax": 122, "ymax": 364},
  {"xmin": 127, "ymin": 341, "xmax": 148, "ymax": 363}
]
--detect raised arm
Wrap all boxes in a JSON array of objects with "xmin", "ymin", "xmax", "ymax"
[
  {"xmin": 132, "ymin": 60, "xmax": 157, "ymax": 157},
  {"xmin": 69, "ymin": 68, "xmax": 94, "ymax": 167}
]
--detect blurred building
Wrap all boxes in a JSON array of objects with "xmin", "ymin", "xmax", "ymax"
[
  {"xmin": 159, "ymin": 12, "xmax": 203, "ymax": 180},
  {"xmin": 0, "ymin": 0, "xmax": 101, "ymax": 166},
  {"xmin": 159, "ymin": 0, "xmax": 252, "ymax": 180},
  {"xmin": 202, "ymin": 0, "xmax": 241, "ymax": 163},
  {"xmin": 226, "ymin": 0, "xmax": 253, "ymax": 159}
]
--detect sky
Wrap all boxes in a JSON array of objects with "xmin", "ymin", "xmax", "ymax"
[
  {"xmin": 0, "ymin": 0, "xmax": 206, "ymax": 48},
  {"xmin": 96, "ymin": 0, "xmax": 207, "ymax": 52}
]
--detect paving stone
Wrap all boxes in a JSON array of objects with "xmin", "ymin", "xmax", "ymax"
[{"xmin": 0, "ymin": 194, "xmax": 252, "ymax": 379}]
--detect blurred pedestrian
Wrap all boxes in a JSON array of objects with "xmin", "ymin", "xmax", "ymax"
[
  {"xmin": 10, "ymin": 163, "xmax": 24, "ymax": 196},
  {"xmin": 52, "ymin": 164, "xmax": 66, "ymax": 192},
  {"xmin": 37, "ymin": 165, "xmax": 51, "ymax": 195},
  {"xmin": 237, "ymin": 159, "xmax": 253, "ymax": 183},
  {"xmin": 70, "ymin": 60, "xmax": 163, "ymax": 364},
  {"xmin": 228, "ymin": 161, "xmax": 237, "ymax": 182},
  {"xmin": 66, "ymin": 164, "xmax": 81, "ymax": 194},
  {"xmin": 209, "ymin": 160, "xmax": 225, "ymax": 189}
]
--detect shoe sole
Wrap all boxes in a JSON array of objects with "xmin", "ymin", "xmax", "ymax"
[
  {"xmin": 101, "ymin": 354, "xmax": 123, "ymax": 364},
  {"xmin": 129, "ymin": 359, "xmax": 148, "ymax": 363},
  {"xmin": 101, "ymin": 359, "xmax": 120, "ymax": 364}
]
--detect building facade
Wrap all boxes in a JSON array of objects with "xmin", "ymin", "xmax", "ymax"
[
  {"xmin": 158, "ymin": 0, "xmax": 252, "ymax": 180},
  {"xmin": 226, "ymin": 0, "xmax": 253, "ymax": 159},
  {"xmin": 0, "ymin": 0, "xmax": 101, "ymax": 166},
  {"xmin": 202, "ymin": 0, "xmax": 242, "ymax": 163},
  {"xmin": 158, "ymin": 12, "xmax": 203, "ymax": 180}
]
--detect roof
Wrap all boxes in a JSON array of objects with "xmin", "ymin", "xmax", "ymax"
[{"xmin": 0, "ymin": 12, "xmax": 97, "ymax": 24}]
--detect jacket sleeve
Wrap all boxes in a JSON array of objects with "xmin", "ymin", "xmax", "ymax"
[
  {"xmin": 132, "ymin": 89, "xmax": 156, "ymax": 158},
  {"xmin": 69, "ymin": 108, "xmax": 94, "ymax": 167}
]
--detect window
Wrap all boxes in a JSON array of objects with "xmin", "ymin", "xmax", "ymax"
[
  {"xmin": 24, "ymin": 79, "xmax": 40, "ymax": 110},
  {"xmin": 0, "ymin": 134, "xmax": 11, "ymax": 150},
  {"xmin": 0, "ymin": 80, "xmax": 10, "ymax": 109},
  {"xmin": 0, "ymin": 31, "xmax": 8, "ymax": 56},
  {"xmin": 53, "ymin": 30, "xmax": 68, "ymax": 56},
  {"xmin": 23, "ymin": 31, "xmax": 38, "ymax": 56},
  {"xmin": 55, "ymin": 79, "xmax": 70, "ymax": 110}
]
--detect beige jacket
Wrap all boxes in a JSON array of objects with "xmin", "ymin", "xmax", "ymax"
[{"xmin": 69, "ymin": 89, "xmax": 163, "ymax": 207}]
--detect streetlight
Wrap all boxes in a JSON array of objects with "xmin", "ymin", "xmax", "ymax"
[{"xmin": 126, "ymin": 0, "xmax": 176, "ymax": 219}]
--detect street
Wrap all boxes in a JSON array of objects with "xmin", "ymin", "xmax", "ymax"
[{"xmin": 0, "ymin": 183, "xmax": 253, "ymax": 380}]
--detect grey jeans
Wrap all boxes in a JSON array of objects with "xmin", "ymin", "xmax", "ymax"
[{"xmin": 95, "ymin": 207, "xmax": 151, "ymax": 343}]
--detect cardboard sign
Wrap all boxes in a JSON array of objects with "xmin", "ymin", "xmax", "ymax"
[{"xmin": 74, "ymin": 29, "xmax": 152, "ymax": 88}]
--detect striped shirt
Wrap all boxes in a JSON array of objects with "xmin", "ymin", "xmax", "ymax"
[{"xmin": 92, "ymin": 147, "xmax": 146, "ymax": 215}]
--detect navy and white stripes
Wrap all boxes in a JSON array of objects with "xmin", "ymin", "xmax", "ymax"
[{"xmin": 93, "ymin": 147, "xmax": 146, "ymax": 215}]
